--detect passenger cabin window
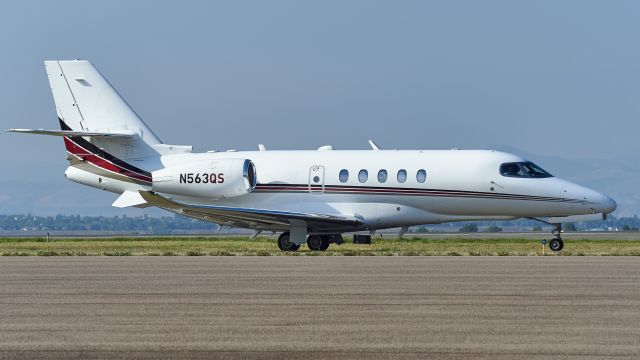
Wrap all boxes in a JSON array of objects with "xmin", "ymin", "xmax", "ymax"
[
  {"xmin": 339, "ymin": 169, "xmax": 349, "ymax": 183},
  {"xmin": 378, "ymin": 170, "xmax": 388, "ymax": 183},
  {"xmin": 397, "ymin": 169, "xmax": 407, "ymax": 183},
  {"xmin": 499, "ymin": 162, "xmax": 552, "ymax": 178},
  {"xmin": 358, "ymin": 169, "xmax": 368, "ymax": 183},
  {"xmin": 416, "ymin": 169, "xmax": 427, "ymax": 183}
]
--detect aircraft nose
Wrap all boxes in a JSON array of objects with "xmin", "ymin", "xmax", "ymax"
[
  {"xmin": 559, "ymin": 179, "xmax": 617, "ymax": 214},
  {"xmin": 599, "ymin": 195, "xmax": 617, "ymax": 214}
]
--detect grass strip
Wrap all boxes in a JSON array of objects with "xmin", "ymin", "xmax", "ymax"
[{"xmin": 0, "ymin": 236, "xmax": 639, "ymax": 256}]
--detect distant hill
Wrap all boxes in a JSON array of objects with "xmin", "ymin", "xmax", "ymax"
[
  {"xmin": 0, "ymin": 214, "xmax": 217, "ymax": 236},
  {"xmin": 1, "ymin": 213, "xmax": 638, "ymax": 236}
]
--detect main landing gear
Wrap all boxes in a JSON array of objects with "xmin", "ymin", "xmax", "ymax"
[
  {"xmin": 277, "ymin": 232, "xmax": 300, "ymax": 251},
  {"xmin": 548, "ymin": 223, "xmax": 564, "ymax": 252},
  {"xmin": 277, "ymin": 232, "xmax": 342, "ymax": 252},
  {"xmin": 306, "ymin": 235, "xmax": 329, "ymax": 251}
]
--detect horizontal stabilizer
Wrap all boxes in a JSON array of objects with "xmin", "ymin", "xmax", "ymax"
[
  {"xmin": 6, "ymin": 128, "xmax": 137, "ymax": 137},
  {"xmin": 112, "ymin": 191, "xmax": 150, "ymax": 208}
]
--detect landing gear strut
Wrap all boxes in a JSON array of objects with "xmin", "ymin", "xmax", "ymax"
[
  {"xmin": 549, "ymin": 223, "xmax": 564, "ymax": 252},
  {"xmin": 277, "ymin": 232, "xmax": 300, "ymax": 251}
]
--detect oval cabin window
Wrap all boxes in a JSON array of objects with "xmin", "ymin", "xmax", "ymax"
[
  {"xmin": 358, "ymin": 169, "xmax": 368, "ymax": 183},
  {"xmin": 339, "ymin": 169, "xmax": 349, "ymax": 183},
  {"xmin": 416, "ymin": 169, "xmax": 427, "ymax": 183},
  {"xmin": 397, "ymin": 169, "xmax": 407, "ymax": 183},
  {"xmin": 378, "ymin": 169, "xmax": 388, "ymax": 183}
]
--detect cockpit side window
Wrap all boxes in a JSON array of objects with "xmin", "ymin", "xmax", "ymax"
[
  {"xmin": 500, "ymin": 163, "xmax": 526, "ymax": 177},
  {"xmin": 500, "ymin": 161, "xmax": 552, "ymax": 178},
  {"xmin": 519, "ymin": 162, "xmax": 552, "ymax": 178}
]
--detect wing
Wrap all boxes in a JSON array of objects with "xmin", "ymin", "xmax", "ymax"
[{"xmin": 138, "ymin": 191, "xmax": 365, "ymax": 232}]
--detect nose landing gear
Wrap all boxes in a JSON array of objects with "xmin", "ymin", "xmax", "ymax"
[
  {"xmin": 549, "ymin": 237, "xmax": 564, "ymax": 251},
  {"xmin": 548, "ymin": 223, "xmax": 564, "ymax": 252},
  {"xmin": 529, "ymin": 218, "xmax": 566, "ymax": 252}
]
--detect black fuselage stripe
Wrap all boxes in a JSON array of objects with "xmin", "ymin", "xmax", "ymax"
[
  {"xmin": 254, "ymin": 184, "xmax": 578, "ymax": 203},
  {"xmin": 257, "ymin": 183, "xmax": 559, "ymax": 198},
  {"xmin": 59, "ymin": 118, "xmax": 152, "ymax": 179}
]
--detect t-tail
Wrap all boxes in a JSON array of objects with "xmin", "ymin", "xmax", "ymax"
[
  {"xmin": 45, "ymin": 60, "xmax": 162, "ymax": 147},
  {"xmin": 6, "ymin": 60, "xmax": 192, "ymax": 187}
]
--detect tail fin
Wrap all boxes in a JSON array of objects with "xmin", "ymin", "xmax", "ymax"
[{"xmin": 45, "ymin": 60, "xmax": 162, "ymax": 158}]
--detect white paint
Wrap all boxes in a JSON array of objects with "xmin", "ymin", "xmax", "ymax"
[{"xmin": 12, "ymin": 60, "xmax": 618, "ymax": 237}]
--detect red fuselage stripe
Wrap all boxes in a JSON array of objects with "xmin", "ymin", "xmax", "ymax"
[{"xmin": 64, "ymin": 137, "xmax": 152, "ymax": 183}]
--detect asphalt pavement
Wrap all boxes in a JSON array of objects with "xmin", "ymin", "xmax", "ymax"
[{"xmin": 0, "ymin": 257, "xmax": 639, "ymax": 359}]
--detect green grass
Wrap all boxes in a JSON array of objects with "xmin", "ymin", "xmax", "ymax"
[{"xmin": 0, "ymin": 236, "xmax": 639, "ymax": 256}]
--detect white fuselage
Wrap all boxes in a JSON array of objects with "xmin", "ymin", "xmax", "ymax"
[
  {"xmin": 24, "ymin": 60, "xmax": 615, "ymax": 236},
  {"xmin": 68, "ymin": 148, "xmax": 616, "ymax": 232}
]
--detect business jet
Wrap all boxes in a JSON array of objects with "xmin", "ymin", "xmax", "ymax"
[{"xmin": 8, "ymin": 60, "xmax": 617, "ymax": 252}]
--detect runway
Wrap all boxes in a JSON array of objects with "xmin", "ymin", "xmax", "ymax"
[{"xmin": 0, "ymin": 257, "xmax": 639, "ymax": 359}]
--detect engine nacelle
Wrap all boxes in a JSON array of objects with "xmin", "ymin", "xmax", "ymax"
[{"xmin": 152, "ymin": 158, "xmax": 256, "ymax": 199}]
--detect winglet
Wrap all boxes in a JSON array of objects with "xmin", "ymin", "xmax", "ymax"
[{"xmin": 368, "ymin": 140, "xmax": 381, "ymax": 150}]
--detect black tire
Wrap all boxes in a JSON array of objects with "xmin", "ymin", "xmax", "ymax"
[
  {"xmin": 549, "ymin": 238, "xmax": 564, "ymax": 252},
  {"xmin": 277, "ymin": 232, "xmax": 298, "ymax": 251},
  {"xmin": 307, "ymin": 235, "xmax": 324, "ymax": 251},
  {"xmin": 319, "ymin": 236, "xmax": 330, "ymax": 251},
  {"xmin": 328, "ymin": 234, "xmax": 344, "ymax": 245}
]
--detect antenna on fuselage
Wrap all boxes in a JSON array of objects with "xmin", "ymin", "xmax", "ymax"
[{"xmin": 368, "ymin": 140, "xmax": 381, "ymax": 150}]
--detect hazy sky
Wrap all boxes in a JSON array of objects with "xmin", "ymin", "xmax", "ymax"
[{"xmin": 1, "ymin": 1, "xmax": 638, "ymax": 215}]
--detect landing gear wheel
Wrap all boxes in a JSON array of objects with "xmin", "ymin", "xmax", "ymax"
[
  {"xmin": 549, "ymin": 238, "xmax": 564, "ymax": 252},
  {"xmin": 320, "ymin": 236, "xmax": 330, "ymax": 251},
  {"xmin": 548, "ymin": 223, "xmax": 564, "ymax": 252},
  {"xmin": 277, "ymin": 232, "xmax": 299, "ymax": 251},
  {"xmin": 307, "ymin": 235, "xmax": 329, "ymax": 251}
]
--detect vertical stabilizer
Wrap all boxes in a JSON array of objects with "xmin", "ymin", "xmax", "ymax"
[{"xmin": 45, "ymin": 60, "xmax": 162, "ymax": 146}]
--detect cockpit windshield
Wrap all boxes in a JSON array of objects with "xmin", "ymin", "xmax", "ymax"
[{"xmin": 499, "ymin": 161, "xmax": 553, "ymax": 178}]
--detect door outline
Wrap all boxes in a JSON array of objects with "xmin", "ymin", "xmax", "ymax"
[{"xmin": 308, "ymin": 165, "xmax": 325, "ymax": 194}]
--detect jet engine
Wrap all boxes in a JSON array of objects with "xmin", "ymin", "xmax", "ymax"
[{"xmin": 152, "ymin": 158, "xmax": 256, "ymax": 199}]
